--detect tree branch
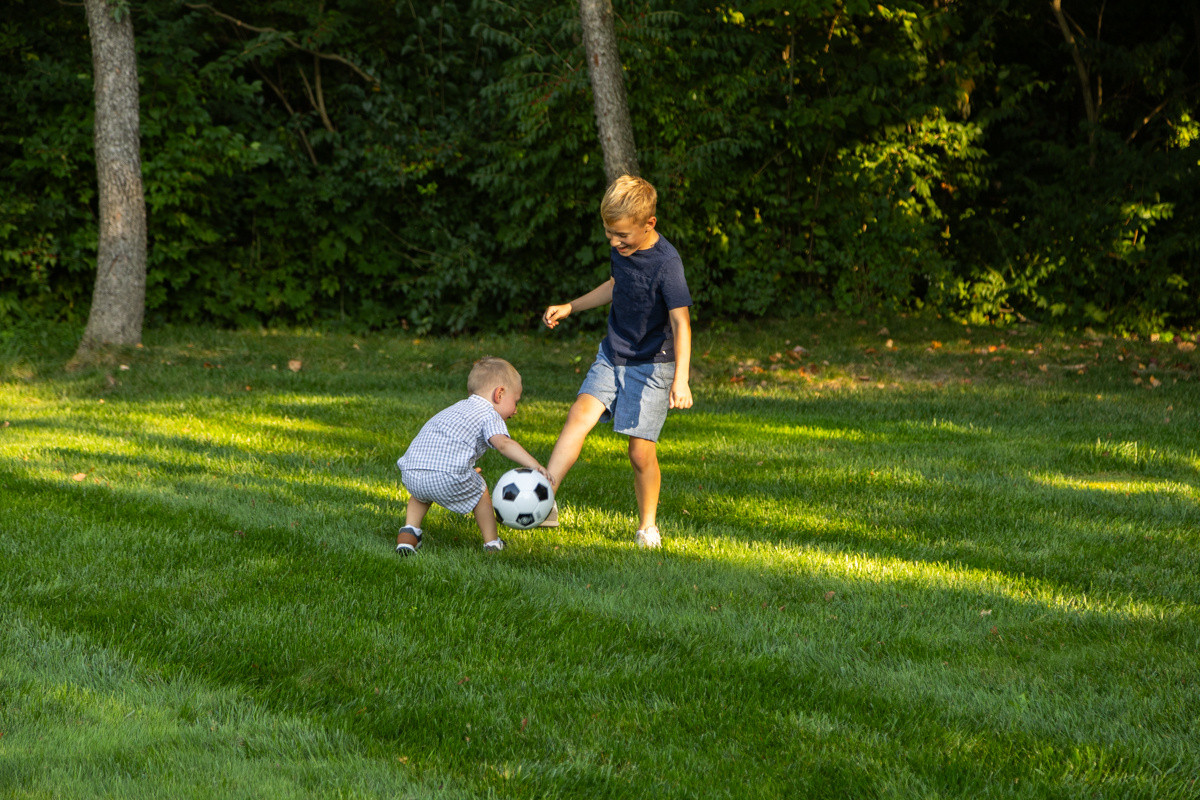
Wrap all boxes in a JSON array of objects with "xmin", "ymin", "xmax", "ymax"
[
  {"xmin": 250, "ymin": 61, "xmax": 319, "ymax": 165},
  {"xmin": 1051, "ymin": 0, "xmax": 1097, "ymax": 125},
  {"xmin": 314, "ymin": 57, "xmax": 335, "ymax": 133},
  {"xmin": 181, "ymin": 2, "xmax": 378, "ymax": 85},
  {"xmin": 296, "ymin": 63, "xmax": 335, "ymax": 133},
  {"xmin": 1126, "ymin": 84, "xmax": 1200, "ymax": 143}
]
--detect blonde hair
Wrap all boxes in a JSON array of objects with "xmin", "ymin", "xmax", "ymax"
[
  {"xmin": 468, "ymin": 356, "xmax": 521, "ymax": 396},
  {"xmin": 600, "ymin": 175, "xmax": 657, "ymax": 225}
]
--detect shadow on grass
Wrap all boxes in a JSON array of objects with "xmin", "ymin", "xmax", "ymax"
[{"xmin": 4, "ymin": 459, "xmax": 1198, "ymax": 797}]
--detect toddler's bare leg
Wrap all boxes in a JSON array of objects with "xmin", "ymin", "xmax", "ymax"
[
  {"xmin": 546, "ymin": 393, "xmax": 607, "ymax": 489},
  {"xmin": 403, "ymin": 496, "xmax": 432, "ymax": 534},
  {"xmin": 628, "ymin": 436, "xmax": 660, "ymax": 531},
  {"xmin": 473, "ymin": 486, "xmax": 501, "ymax": 544}
]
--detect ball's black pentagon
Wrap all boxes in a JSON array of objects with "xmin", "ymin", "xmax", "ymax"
[
  {"xmin": 501, "ymin": 482, "xmax": 520, "ymax": 502},
  {"xmin": 516, "ymin": 513, "xmax": 535, "ymax": 527},
  {"xmin": 534, "ymin": 483, "xmax": 549, "ymax": 501},
  {"xmin": 515, "ymin": 468, "xmax": 532, "ymax": 474}
]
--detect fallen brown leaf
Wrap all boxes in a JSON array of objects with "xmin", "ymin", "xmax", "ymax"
[
  {"xmin": 824, "ymin": 591, "xmax": 836, "ymax": 601},
  {"xmin": 288, "ymin": 359, "xmax": 302, "ymax": 372},
  {"xmin": 72, "ymin": 473, "xmax": 86, "ymax": 482}
]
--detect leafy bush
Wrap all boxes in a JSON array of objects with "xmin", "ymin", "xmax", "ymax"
[{"xmin": 1, "ymin": 0, "xmax": 1195, "ymax": 334}]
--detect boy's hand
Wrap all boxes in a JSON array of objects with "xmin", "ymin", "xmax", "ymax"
[
  {"xmin": 543, "ymin": 303, "xmax": 572, "ymax": 329},
  {"xmin": 535, "ymin": 465, "xmax": 556, "ymax": 487},
  {"xmin": 669, "ymin": 379, "xmax": 693, "ymax": 409}
]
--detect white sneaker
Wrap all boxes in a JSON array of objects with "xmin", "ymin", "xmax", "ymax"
[
  {"xmin": 483, "ymin": 538, "xmax": 506, "ymax": 552},
  {"xmin": 395, "ymin": 525, "xmax": 423, "ymax": 556},
  {"xmin": 635, "ymin": 525, "xmax": 661, "ymax": 549}
]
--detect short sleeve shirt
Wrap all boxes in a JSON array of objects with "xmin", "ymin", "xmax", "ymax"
[
  {"xmin": 603, "ymin": 233, "xmax": 692, "ymax": 365},
  {"xmin": 397, "ymin": 394, "xmax": 509, "ymax": 475}
]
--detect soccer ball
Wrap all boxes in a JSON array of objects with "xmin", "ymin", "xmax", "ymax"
[{"xmin": 492, "ymin": 468, "xmax": 555, "ymax": 530}]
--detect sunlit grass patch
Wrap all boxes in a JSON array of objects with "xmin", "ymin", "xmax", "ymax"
[{"xmin": 2, "ymin": 318, "xmax": 1199, "ymax": 797}]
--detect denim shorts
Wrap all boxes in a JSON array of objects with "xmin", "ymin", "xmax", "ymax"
[{"xmin": 579, "ymin": 346, "xmax": 675, "ymax": 442}]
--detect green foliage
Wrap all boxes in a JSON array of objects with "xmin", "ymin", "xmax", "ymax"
[
  {"xmin": 947, "ymin": 0, "xmax": 1200, "ymax": 332},
  {"xmin": 0, "ymin": 0, "xmax": 1196, "ymax": 333}
]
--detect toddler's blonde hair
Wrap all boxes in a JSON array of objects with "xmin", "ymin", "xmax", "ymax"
[
  {"xmin": 600, "ymin": 175, "xmax": 657, "ymax": 225},
  {"xmin": 468, "ymin": 356, "xmax": 521, "ymax": 395}
]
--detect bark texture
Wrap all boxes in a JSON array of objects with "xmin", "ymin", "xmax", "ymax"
[
  {"xmin": 79, "ymin": 0, "xmax": 146, "ymax": 351},
  {"xmin": 578, "ymin": 0, "xmax": 639, "ymax": 183}
]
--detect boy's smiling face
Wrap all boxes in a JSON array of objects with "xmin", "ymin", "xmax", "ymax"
[{"xmin": 604, "ymin": 215, "xmax": 658, "ymax": 257}]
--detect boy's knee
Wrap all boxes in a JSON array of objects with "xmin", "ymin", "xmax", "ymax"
[{"xmin": 628, "ymin": 439, "xmax": 657, "ymax": 472}]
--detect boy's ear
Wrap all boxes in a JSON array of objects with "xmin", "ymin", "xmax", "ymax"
[
  {"xmin": 645, "ymin": 215, "xmax": 657, "ymax": 230},
  {"xmin": 491, "ymin": 385, "xmax": 504, "ymax": 404}
]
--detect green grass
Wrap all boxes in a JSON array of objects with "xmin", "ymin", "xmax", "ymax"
[{"xmin": 1, "ymin": 315, "xmax": 1198, "ymax": 798}]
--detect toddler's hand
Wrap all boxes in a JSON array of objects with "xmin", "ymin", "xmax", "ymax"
[{"xmin": 535, "ymin": 465, "xmax": 556, "ymax": 487}]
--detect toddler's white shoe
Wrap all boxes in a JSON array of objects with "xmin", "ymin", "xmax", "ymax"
[
  {"xmin": 635, "ymin": 525, "xmax": 661, "ymax": 549},
  {"xmin": 483, "ymin": 538, "xmax": 506, "ymax": 552},
  {"xmin": 396, "ymin": 525, "xmax": 423, "ymax": 556}
]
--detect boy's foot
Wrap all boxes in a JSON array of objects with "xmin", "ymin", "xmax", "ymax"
[
  {"xmin": 538, "ymin": 502, "xmax": 559, "ymax": 528},
  {"xmin": 396, "ymin": 525, "xmax": 423, "ymax": 556},
  {"xmin": 483, "ymin": 538, "xmax": 506, "ymax": 552},
  {"xmin": 635, "ymin": 525, "xmax": 661, "ymax": 549}
]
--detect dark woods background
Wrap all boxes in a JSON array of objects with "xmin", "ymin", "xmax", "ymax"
[{"xmin": 2, "ymin": 0, "xmax": 1197, "ymax": 334}]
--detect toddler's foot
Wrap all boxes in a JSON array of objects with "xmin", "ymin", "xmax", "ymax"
[
  {"xmin": 635, "ymin": 525, "xmax": 661, "ymax": 549},
  {"xmin": 483, "ymin": 538, "xmax": 506, "ymax": 553},
  {"xmin": 396, "ymin": 525, "xmax": 423, "ymax": 556},
  {"xmin": 538, "ymin": 502, "xmax": 559, "ymax": 528}
]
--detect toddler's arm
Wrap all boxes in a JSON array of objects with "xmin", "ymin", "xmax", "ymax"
[
  {"xmin": 543, "ymin": 278, "xmax": 615, "ymax": 329},
  {"xmin": 489, "ymin": 434, "xmax": 555, "ymax": 485},
  {"xmin": 668, "ymin": 306, "xmax": 693, "ymax": 409}
]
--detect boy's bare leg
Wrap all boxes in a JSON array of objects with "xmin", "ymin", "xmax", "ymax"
[
  {"xmin": 545, "ymin": 393, "xmax": 607, "ymax": 489},
  {"xmin": 472, "ymin": 487, "xmax": 501, "ymax": 545},
  {"xmin": 628, "ymin": 436, "xmax": 660, "ymax": 531}
]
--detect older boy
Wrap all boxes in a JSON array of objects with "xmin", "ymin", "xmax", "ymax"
[
  {"xmin": 542, "ymin": 175, "xmax": 693, "ymax": 548},
  {"xmin": 396, "ymin": 357, "xmax": 551, "ymax": 555}
]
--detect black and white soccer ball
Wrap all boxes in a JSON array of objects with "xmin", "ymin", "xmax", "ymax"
[{"xmin": 492, "ymin": 468, "xmax": 555, "ymax": 530}]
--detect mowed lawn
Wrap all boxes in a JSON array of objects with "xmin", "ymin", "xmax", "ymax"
[{"xmin": 1, "ymin": 316, "xmax": 1198, "ymax": 799}]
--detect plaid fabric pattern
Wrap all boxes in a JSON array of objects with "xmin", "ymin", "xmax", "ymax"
[
  {"xmin": 397, "ymin": 394, "xmax": 508, "ymax": 513},
  {"xmin": 400, "ymin": 468, "xmax": 487, "ymax": 515}
]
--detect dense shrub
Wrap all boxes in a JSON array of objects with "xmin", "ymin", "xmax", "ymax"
[{"xmin": 1, "ymin": 0, "xmax": 1196, "ymax": 334}]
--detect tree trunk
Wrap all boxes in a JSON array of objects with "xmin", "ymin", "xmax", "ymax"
[
  {"xmin": 578, "ymin": 0, "xmax": 639, "ymax": 183},
  {"xmin": 77, "ymin": 0, "xmax": 146, "ymax": 355}
]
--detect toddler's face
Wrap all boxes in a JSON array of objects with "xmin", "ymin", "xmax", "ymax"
[
  {"xmin": 604, "ymin": 215, "xmax": 658, "ymax": 257},
  {"xmin": 493, "ymin": 381, "xmax": 522, "ymax": 420}
]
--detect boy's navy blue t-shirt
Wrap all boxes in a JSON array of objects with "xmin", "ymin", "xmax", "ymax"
[{"xmin": 602, "ymin": 233, "xmax": 692, "ymax": 365}]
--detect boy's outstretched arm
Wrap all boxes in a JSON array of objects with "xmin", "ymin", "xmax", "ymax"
[
  {"xmin": 669, "ymin": 306, "xmax": 693, "ymax": 409},
  {"xmin": 489, "ymin": 434, "xmax": 554, "ymax": 485},
  {"xmin": 543, "ymin": 278, "xmax": 615, "ymax": 329}
]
